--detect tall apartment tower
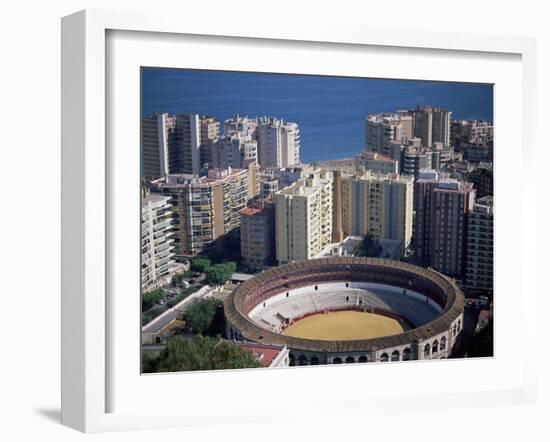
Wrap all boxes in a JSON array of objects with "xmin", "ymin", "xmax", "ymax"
[
  {"xmin": 414, "ymin": 170, "xmax": 475, "ymax": 277},
  {"xmin": 240, "ymin": 201, "xmax": 275, "ymax": 271},
  {"xmin": 175, "ymin": 114, "xmax": 202, "ymax": 175},
  {"xmin": 465, "ymin": 196, "xmax": 493, "ymax": 292},
  {"xmin": 141, "ymin": 113, "xmax": 177, "ymax": 181},
  {"xmin": 331, "ymin": 170, "xmax": 344, "ymax": 243},
  {"xmin": 199, "ymin": 116, "xmax": 221, "ymax": 168},
  {"xmin": 275, "ymin": 170, "xmax": 333, "ymax": 264},
  {"xmin": 150, "ymin": 168, "xmax": 249, "ymax": 258},
  {"xmin": 256, "ymin": 117, "xmax": 300, "ymax": 168},
  {"xmin": 411, "ymin": 106, "xmax": 452, "ymax": 147},
  {"xmin": 340, "ymin": 171, "xmax": 414, "ymax": 254},
  {"xmin": 142, "ymin": 113, "xmax": 219, "ymax": 180},
  {"xmin": 141, "ymin": 193, "xmax": 176, "ymax": 291},
  {"xmin": 365, "ymin": 113, "xmax": 413, "ymax": 156}
]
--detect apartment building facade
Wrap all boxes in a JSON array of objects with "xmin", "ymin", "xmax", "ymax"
[
  {"xmin": 410, "ymin": 106, "xmax": 452, "ymax": 148},
  {"xmin": 256, "ymin": 117, "xmax": 300, "ymax": 168},
  {"xmin": 340, "ymin": 171, "xmax": 414, "ymax": 254},
  {"xmin": 240, "ymin": 201, "xmax": 276, "ymax": 271},
  {"xmin": 365, "ymin": 112, "xmax": 413, "ymax": 156},
  {"xmin": 211, "ymin": 132, "xmax": 258, "ymax": 169},
  {"xmin": 141, "ymin": 194, "xmax": 176, "ymax": 291},
  {"xmin": 275, "ymin": 169, "xmax": 333, "ymax": 264},
  {"xmin": 141, "ymin": 113, "xmax": 177, "ymax": 181},
  {"xmin": 414, "ymin": 171, "xmax": 475, "ymax": 277},
  {"xmin": 150, "ymin": 168, "xmax": 249, "ymax": 258},
  {"xmin": 465, "ymin": 196, "xmax": 493, "ymax": 292}
]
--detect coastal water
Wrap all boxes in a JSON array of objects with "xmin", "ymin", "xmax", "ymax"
[{"xmin": 142, "ymin": 68, "xmax": 493, "ymax": 163}]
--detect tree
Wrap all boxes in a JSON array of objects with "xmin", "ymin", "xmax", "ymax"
[
  {"xmin": 205, "ymin": 261, "xmax": 236, "ymax": 286},
  {"xmin": 142, "ymin": 288, "xmax": 164, "ymax": 310},
  {"xmin": 153, "ymin": 335, "xmax": 262, "ymax": 372},
  {"xmin": 141, "ymin": 351, "xmax": 159, "ymax": 373},
  {"xmin": 191, "ymin": 257, "xmax": 212, "ymax": 273},
  {"xmin": 185, "ymin": 298, "xmax": 222, "ymax": 335},
  {"xmin": 354, "ymin": 233, "xmax": 383, "ymax": 258}
]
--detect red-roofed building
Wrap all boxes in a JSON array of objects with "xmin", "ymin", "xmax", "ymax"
[{"xmin": 238, "ymin": 343, "xmax": 290, "ymax": 368}]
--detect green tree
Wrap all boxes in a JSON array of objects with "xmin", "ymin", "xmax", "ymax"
[
  {"xmin": 141, "ymin": 351, "xmax": 160, "ymax": 373},
  {"xmin": 185, "ymin": 298, "xmax": 222, "ymax": 334},
  {"xmin": 142, "ymin": 288, "xmax": 164, "ymax": 310},
  {"xmin": 154, "ymin": 335, "xmax": 262, "ymax": 372},
  {"xmin": 191, "ymin": 257, "xmax": 212, "ymax": 273},
  {"xmin": 205, "ymin": 261, "xmax": 236, "ymax": 286},
  {"xmin": 354, "ymin": 233, "xmax": 383, "ymax": 258}
]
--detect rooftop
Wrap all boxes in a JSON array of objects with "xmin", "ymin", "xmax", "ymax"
[{"xmin": 238, "ymin": 343, "xmax": 286, "ymax": 367}]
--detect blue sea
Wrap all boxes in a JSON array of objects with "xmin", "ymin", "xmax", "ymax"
[{"xmin": 141, "ymin": 68, "xmax": 493, "ymax": 163}]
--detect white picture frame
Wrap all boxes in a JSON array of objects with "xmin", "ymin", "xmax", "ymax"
[{"xmin": 61, "ymin": 9, "xmax": 538, "ymax": 433}]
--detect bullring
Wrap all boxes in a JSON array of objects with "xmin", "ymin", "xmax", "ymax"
[{"xmin": 224, "ymin": 257, "xmax": 464, "ymax": 365}]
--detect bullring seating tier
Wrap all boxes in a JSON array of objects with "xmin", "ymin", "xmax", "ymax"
[{"xmin": 248, "ymin": 283, "xmax": 441, "ymax": 333}]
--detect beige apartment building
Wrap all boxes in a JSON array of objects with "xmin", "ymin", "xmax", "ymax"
[
  {"xmin": 150, "ymin": 168, "xmax": 249, "ymax": 258},
  {"xmin": 275, "ymin": 169, "xmax": 333, "ymax": 264},
  {"xmin": 340, "ymin": 171, "xmax": 414, "ymax": 254},
  {"xmin": 358, "ymin": 151, "xmax": 399, "ymax": 174},
  {"xmin": 365, "ymin": 112, "xmax": 413, "ymax": 156},
  {"xmin": 199, "ymin": 116, "xmax": 221, "ymax": 168},
  {"xmin": 141, "ymin": 193, "xmax": 176, "ymax": 291}
]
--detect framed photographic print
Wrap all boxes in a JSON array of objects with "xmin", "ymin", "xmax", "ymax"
[{"xmin": 61, "ymin": 9, "xmax": 537, "ymax": 433}]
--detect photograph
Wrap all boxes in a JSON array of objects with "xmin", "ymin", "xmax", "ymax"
[{"xmin": 140, "ymin": 68, "xmax": 494, "ymax": 373}]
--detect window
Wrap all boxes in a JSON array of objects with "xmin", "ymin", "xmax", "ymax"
[
  {"xmin": 424, "ymin": 344, "xmax": 431, "ymax": 357},
  {"xmin": 391, "ymin": 350, "xmax": 400, "ymax": 361},
  {"xmin": 380, "ymin": 353, "xmax": 389, "ymax": 362}
]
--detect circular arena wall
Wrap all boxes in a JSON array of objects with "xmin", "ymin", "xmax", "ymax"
[{"xmin": 224, "ymin": 257, "xmax": 465, "ymax": 364}]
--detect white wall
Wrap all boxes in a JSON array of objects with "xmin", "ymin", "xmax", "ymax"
[{"xmin": 0, "ymin": 1, "xmax": 547, "ymax": 442}]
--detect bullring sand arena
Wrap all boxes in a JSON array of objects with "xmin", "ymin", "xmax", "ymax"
[{"xmin": 282, "ymin": 311, "xmax": 408, "ymax": 340}]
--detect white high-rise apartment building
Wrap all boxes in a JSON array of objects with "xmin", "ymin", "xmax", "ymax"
[
  {"xmin": 340, "ymin": 171, "xmax": 414, "ymax": 254},
  {"xmin": 365, "ymin": 112, "xmax": 413, "ymax": 156},
  {"xmin": 257, "ymin": 117, "xmax": 300, "ymax": 168},
  {"xmin": 211, "ymin": 132, "xmax": 258, "ymax": 169},
  {"xmin": 275, "ymin": 169, "xmax": 333, "ymax": 264},
  {"xmin": 224, "ymin": 115, "xmax": 258, "ymax": 138},
  {"xmin": 141, "ymin": 194, "xmax": 176, "ymax": 291}
]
